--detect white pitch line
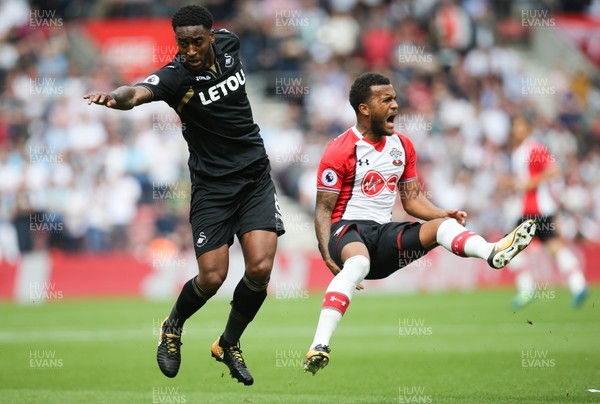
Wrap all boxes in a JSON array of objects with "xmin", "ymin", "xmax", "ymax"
[{"xmin": 0, "ymin": 321, "xmax": 594, "ymax": 343}]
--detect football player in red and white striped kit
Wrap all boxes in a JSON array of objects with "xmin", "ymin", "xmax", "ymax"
[
  {"xmin": 304, "ymin": 73, "xmax": 537, "ymax": 375},
  {"xmin": 508, "ymin": 115, "xmax": 588, "ymax": 309}
]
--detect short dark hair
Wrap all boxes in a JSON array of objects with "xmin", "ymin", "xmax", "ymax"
[
  {"xmin": 349, "ymin": 72, "xmax": 391, "ymax": 113},
  {"xmin": 171, "ymin": 5, "xmax": 213, "ymax": 31}
]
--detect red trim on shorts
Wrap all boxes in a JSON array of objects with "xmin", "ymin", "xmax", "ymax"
[
  {"xmin": 322, "ymin": 292, "xmax": 350, "ymax": 315},
  {"xmin": 451, "ymin": 230, "xmax": 477, "ymax": 257},
  {"xmin": 396, "ymin": 228, "xmax": 406, "ymax": 251}
]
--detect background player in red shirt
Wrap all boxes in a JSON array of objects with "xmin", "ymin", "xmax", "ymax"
[
  {"xmin": 508, "ymin": 115, "xmax": 588, "ymax": 309},
  {"xmin": 304, "ymin": 73, "xmax": 537, "ymax": 375}
]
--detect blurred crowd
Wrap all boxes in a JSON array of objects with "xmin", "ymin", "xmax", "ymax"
[{"xmin": 1, "ymin": 0, "xmax": 599, "ymax": 260}]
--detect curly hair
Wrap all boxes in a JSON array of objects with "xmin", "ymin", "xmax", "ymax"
[
  {"xmin": 349, "ymin": 73, "xmax": 391, "ymax": 113},
  {"xmin": 171, "ymin": 5, "xmax": 213, "ymax": 31}
]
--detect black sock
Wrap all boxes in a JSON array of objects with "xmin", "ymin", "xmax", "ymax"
[
  {"xmin": 220, "ymin": 275, "xmax": 268, "ymax": 347},
  {"xmin": 166, "ymin": 276, "xmax": 214, "ymax": 335}
]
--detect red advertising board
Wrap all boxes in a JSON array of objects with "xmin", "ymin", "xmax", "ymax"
[
  {"xmin": 555, "ymin": 14, "xmax": 600, "ymax": 67},
  {"xmin": 81, "ymin": 19, "xmax": 176, "ymax": 82},
  {"xmin": 1, "ymin": 241, "xmax": 598, "ymax": 301}
]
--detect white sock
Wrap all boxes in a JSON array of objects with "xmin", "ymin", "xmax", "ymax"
[
  {"xmin": 436, "ymin": 219, "xmax": 494, "ymax": 259},
  {"xmin": 556, "ymin": 247, "xmax": 587, "ymax": 294},
  {"xmin": 515, "ymin": 271, "xmax": 536, "ymax": 300},
  {"xmin": 310, "ymin": 255, "xmax": 370, "ymax": 348}
]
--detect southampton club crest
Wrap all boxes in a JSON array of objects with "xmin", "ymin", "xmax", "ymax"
[{"xmin": 390, "ymin": 148, "xmax": 403, "ymax": 166}]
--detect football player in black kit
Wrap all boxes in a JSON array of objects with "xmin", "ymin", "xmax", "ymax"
[{"xmin": 84, "ymin": 5, "xmax": 284, "ymax": 385}]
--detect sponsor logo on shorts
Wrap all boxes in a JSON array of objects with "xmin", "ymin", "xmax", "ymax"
[
  {"xmin": 333, "ymin": 225, "xmax": 345, "ymax": 238},
  {"xmin": 196, "ymin": 232, "xmax": 208, "ymax": 248}
]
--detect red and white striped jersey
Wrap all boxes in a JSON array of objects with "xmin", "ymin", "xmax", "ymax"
[
  {"xmin": 317, "ymin": 126, "xmax": 418, "ymax": 224},
  {"xmin": 511, "ymin": 137, "xmax": 557, "ymax": 216}
]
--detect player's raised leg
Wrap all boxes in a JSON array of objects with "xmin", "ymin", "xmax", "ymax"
[
  {"xmin": 210, "ymin": 230, "xmax": 277, "ymax": 386},
  {"xmin": 304, "ymin": 241, "xmax": 370, "ymax": 375},
  {"xmin": 431, "ymin": 218, "xmax": 537, "ymax": 269},
  {"xmin": 157, "ymin": 245, "xmax": 228, "ymax": 378}
]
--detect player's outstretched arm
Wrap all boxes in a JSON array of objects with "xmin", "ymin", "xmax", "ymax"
[
  {"xmin": 83, "ymin": 85, "xmax": 152, "ymax": 110},
  {"xmin": 314, "ymin": 191, "xmax": 342, "ymax": 276},
  {"xmin": 399, "ymin": 179, "xmax": 467, "ymax": 226}
]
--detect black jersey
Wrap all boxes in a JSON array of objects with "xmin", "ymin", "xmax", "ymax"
[{"xmin": 135, "ymin": 29, "xmax": 266, "ymax": 178}]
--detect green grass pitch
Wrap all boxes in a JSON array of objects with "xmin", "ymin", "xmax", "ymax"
[{"xmin": 0, "ymin": 288, "xmax": 598, "ymax": 403}]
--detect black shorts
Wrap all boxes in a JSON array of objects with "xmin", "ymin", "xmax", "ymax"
[
  {"xmin": 519, "ymin": 214, "xmax": 556, "ymax": 243},
  {"xmin": 328, "ymin": 220, "xmax": 428, "ymax": 280},
  {"xmin": 189, "ymin": 158, "xmax": 285, "ymax": 257}
]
